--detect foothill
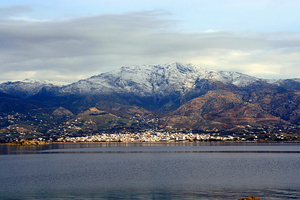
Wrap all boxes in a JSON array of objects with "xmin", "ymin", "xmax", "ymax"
[{"xmin": 1, "ymin": 111, "xmax": 299, "ymax": 144}]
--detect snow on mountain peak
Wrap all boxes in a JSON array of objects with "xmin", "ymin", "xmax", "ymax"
[
  {"xmin": 22, "ymin": 79, "xmax": 67, "ymax": 86},
  {"xmin": 60, "ymin": 62, "xmax": 260, "ymax": 96},
  {"xmin": 0, "ymin": 62, "xmax": 269, "ymax": 98},
  {"xmin": 0, "ymin": 79, "xmax": 66, "ymax": 98}
]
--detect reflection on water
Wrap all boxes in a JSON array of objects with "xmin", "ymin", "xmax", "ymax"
[
  {"xmin": 1, "ymin": 143, "xmax": 300, "ymax": 199},
  {"xmin": 1, "ymin": 142, "xmax": 300, "ymax": 154},
  {"xmin": 4, "ymin": 188, "xmax": 299, "ymax": 200}
]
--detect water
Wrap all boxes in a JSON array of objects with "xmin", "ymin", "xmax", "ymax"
[{"xmin": 1, "ymin": 142, "xmax": 300, "ymax": 199}]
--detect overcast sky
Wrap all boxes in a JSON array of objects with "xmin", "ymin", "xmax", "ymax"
[{"xmin": 1, "ymin": 0, "xmax": 300, "ymax": 83}]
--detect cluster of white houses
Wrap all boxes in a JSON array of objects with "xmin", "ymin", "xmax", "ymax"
[{"xmin": 56, "ymin": 131, "xmax": 236, "ymax": 142}]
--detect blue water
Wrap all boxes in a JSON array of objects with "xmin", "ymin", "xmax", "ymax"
[{"xmin": 1, "ymin": 143, "xmax": 300, "ymax": 199}]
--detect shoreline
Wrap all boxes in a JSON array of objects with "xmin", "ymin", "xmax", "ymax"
[
  {"xmin": 4, "ymin": 140, "xmax": 49, "ymax": 145},
  {"xmin": 2, "ymin": 140, "xmax": 300, "ymax": 146}
]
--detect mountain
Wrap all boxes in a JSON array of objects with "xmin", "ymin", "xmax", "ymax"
[
  {"xmin": 57, "ymin": 63, "xmax": 264, "ymax": 111},
  {"xmin": 1, "ymin": 62, "xmax": 263, "ymax": 112},
  {"xmin": 1, "ymin": 62, "xmax": 300, "ymax": 132},
  {"xmin": 165, "ymin": 90, "xmax": 286, "ymax": 131},
  {"xmin": 0, "ymin": 79, "xmax": 65, "ymax": 98},
  {"xmin": 60, "ymin": 63, "xmax": 259, "ymax": 95},
  {"xmin": 0, "ymin": 91, "xmax": 47, "ymax": 115},
  {"xmin": 272, "ymin": 78, "xmax": 300, "ymax": 90},
  {"xmin": 0, "ymin": 63, "xmax": 260, "ymax": 98}
]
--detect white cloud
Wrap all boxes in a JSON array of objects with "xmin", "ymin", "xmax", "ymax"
[{"xmin": 0, "ymin": 11, "xmax": 300, "ymax": 83}]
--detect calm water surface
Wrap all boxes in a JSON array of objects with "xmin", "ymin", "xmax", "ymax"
[{"xmin": 1, "ymin": 142, "xmax": 300, "ymax": 200}]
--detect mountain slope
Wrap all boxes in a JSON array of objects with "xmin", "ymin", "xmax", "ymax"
[
  {"xmin": 165, "ymin": 90, "xmax": 286, "ymax": 130},
  {"xmin": 1, "ymin": 62, "xmax": 300, "ymax": 131}
]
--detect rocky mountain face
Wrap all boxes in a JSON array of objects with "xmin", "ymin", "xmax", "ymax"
[
  {"xmin": 1, "ymin": 62, "xmax": 300, "ymax": 131},
  {"xmin": 165, "ymin": 90, "xmax": 286, "ymax": 131}
]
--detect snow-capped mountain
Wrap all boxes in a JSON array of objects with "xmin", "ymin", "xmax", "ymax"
[
  {"xmin": 22, "ymin": 79, "xmax": 67, "ymax": 87},
  {"xmin": 0, "ymin": 79, "xmax": 66, "ymax": 98},
  {"xmin": 1, "ymin": 62, "xmax": 297, "ymax": 99},
  {"xmin": 60, "ymin": 62, "xmax": 260, "ymax": 96},
  {"xmin": 2, "ymin": 62, "xmax": 300, "ymax": 128}
]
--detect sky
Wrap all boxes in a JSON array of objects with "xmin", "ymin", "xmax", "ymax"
[{"xmin": 1, "ymin": 0, "xmax": 300, "ymax": 83}]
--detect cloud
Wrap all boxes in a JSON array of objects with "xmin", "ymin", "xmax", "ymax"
[
  {"xmin": 0, "ymin": 11, "xmax": 300, "ymax": 83},
  {"xmin": 0, "ymin": 5, "xmax": 32, "ymax": 17}
]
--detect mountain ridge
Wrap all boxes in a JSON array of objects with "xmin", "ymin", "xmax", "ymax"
[
  {"xmin": 0, "ymin": 62, "xmax": 266, "ymax": 98},
  {"xmin": 1, "ymin": 62, "xmax": 300, "ymax": 132}
]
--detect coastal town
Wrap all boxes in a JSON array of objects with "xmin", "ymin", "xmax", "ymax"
[
  {"xmin": 55, "ymin": 130, "xmax": 295, "ymax": 143},
  {"xmin": 57, "ymin": 130, "xmax": 224, "ymax": 143},
  {"xmin": 1, "ymin": 110, "xmax": 300, "ymax": 144}
]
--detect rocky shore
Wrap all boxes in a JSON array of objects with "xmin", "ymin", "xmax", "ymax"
[
  {"xmin": 238, "ymin": 196, "xmax": 262, "ymax": 200},
  {"xmin": 5, "ymin": 140, "xmax": 49, "ymax": 145}
]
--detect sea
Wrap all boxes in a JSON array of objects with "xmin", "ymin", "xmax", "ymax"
[{"xmin": 0, "ymin": 142, "xmax": 300, "ymax": 200}]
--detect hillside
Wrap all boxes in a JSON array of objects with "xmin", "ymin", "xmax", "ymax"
[{"xmin": 1, "ymin": 62, "xmax": 300, "ymax": 140}]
